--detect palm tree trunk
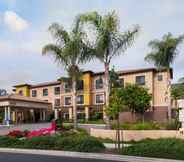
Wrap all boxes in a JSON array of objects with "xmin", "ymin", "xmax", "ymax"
[
  {"xmin": 104, "ymin": 62, "xmax": 110, "ymax": 128},
  {"xmin": 167, "ymin": 69, "xmax": 172, "ymax": 121},
  {"xmin": 72, "ymin": 78, "xmax": 77, "ymax": 130},
  {"xmin": 117, "ymin": 114, "xmax": 121, "ymax": 152}
]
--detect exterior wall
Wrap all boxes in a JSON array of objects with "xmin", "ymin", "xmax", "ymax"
[
  {"xmin": 30, "ymin": 84, "xmax": 61, "ymax": 110},
  {"xmin": 14, "ymin": 68, "xmax": 172, "ymax": 122},
  {"xmin": 153, "ymin": 71, "xmax": 170, "ymax": 107},
  {"xmin": 15, "ymin": 86, "xmax": 30, "ymax": 97},
  {"xmin": 90, "ymin": 128, "xmax": 183, "ymax": 141},
  {"xmin": 82, "ymin": 73, "xmax": 91, "ymax": 105}
]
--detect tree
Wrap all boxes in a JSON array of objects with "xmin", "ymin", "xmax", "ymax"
[
  {"xmin": 145, "ymin": 33, "xmax": 184, "ymax": 120},
  {"xmin": 79, "ymin": 11, "xmax": 139, "ymax": 126},
  {"xmin": 172, "ymin": 77, "xmax": 184, "ymax": 100},
  {"xmin": 120, "ymin": 84, "xmax": 152, "ymax": 122},
  {"xmin": 42, "ymin": 19, "xmax": 92, "ymax": 129},
  {"xmin": 106, "ymin": 88, "xmax": 127, "ymax": 152}
]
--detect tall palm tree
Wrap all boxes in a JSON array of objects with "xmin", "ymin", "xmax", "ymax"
[
  {"xmin": 145, "ymin": 33, "xmax": 184, "ymax": 120},
  {"xmin": 79, "ymin": 11, "xmax": 139, "ymax": 125},
  {"xmin": 42, "ymin": 19, "xmax": 92, "ymax": 129}
]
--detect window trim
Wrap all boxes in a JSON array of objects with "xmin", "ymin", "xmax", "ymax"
[
  {"xmin": 64, "ymin": 82, "xmax": 71, "ymax": 93},
  {"xmin": 95, "ymin": 77, "xmax": 103, "ymax": 89},
  {"xmin": 76, "ymin": 95, "xmax": 84, "ymax": 105},
  {"xmin": 54, "ymin": 86, "xmax": 61, "ymax": 95},
  {"xmin": 43, "ymin": 88, "xmax": 48, "ymax": 96},
  {"xmin": 157, "ymin": 74, "xmax": 163, "ymax": 81},
  {"xmin": 135, "ymin": 75, "xmax": 145, "ymax": 85},
  {"xmin": 32, "ymin": 90, "xmax": 37, "ymax": 97},
  {"xmin": 95, "ymin": 94, "xmax": 104, "ymax": 105},
  {"xmin": 54, "ymin": 98, "xmax": 61, "ymax": 107},
  {"xmin": 64, "ymin": 96, "xmax": 72, "ymax": 106}
]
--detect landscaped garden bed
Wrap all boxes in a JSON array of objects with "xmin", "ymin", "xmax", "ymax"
[
  {"xmin": 121, "ymin": 138, "xmax": 184, "ymax": 160},
  {"xmin": 0, "ymin": 129, "xmax": 105, "ymax": 153}
]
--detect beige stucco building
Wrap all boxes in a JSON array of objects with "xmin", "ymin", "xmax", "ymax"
[{"xmin": 13, "ymin": 68, "xmax": 173, "ymax": 123}]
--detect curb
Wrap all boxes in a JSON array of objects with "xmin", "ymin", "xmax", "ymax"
[{"xmin": 0, "ymin": 148, "xmax": 183, "ymax": 162}]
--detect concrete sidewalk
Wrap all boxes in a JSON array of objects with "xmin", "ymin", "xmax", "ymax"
[{"xmin": 0, "ymin": 148, "xmax": 183, "ymax": 162}]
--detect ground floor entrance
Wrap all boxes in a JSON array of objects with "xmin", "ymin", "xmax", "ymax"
[{"xmin": 0, "ymin": 94, "xmax": 51, "ymax": 125}]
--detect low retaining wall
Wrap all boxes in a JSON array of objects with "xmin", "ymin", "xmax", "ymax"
[{"xmin": 90, "ymin": 128, "xmax": 184, "ymax": 141}]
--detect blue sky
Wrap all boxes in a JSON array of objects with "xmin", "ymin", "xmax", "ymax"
[{"xmin": 0, "ymin": 0, "xmax": 184, "ymax": 92}]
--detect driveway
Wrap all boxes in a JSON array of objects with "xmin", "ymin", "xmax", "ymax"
[{"xmin": 0, "ymin": 152, "xmax": 116, "ymax": 162}]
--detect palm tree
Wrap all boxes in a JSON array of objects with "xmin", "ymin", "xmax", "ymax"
[
  {"xmin": 79, "ymin": 11, "xmax": 139, "ymax": 126},
  {"xmin": 42, "ymin": 18, "xmax": 92, "ymax": 129},
  {"xmin": 145, "ymin": 33, "xmax": 184, "ymax": 120}
]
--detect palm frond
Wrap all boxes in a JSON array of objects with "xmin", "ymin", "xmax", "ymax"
[
  {"xmin": 110, "ymin": 25, "xmax": 140, "ymax": 59},
  {"xmin": 48, "ymin": 23, "xmax": 70, "ymax": 45}
]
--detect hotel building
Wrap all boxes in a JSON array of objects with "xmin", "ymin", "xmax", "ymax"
[{"xmin": 13, "ymin": 68, "xmax": 173, "ymax": 123}]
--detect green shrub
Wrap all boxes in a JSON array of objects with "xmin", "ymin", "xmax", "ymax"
[
  {"xmin": 122, "ymin": 138, "xmax": 184, "ymax": 160},
  {"xmin": 165, "ymin": 120, "xmax": 180, "ymax": 130},
  {"xmin": 22, "ymin": 136, "xmax": 57, "ymax": 149},
  {"xmin": 55, "ymin": 135, "xmax": 105, "ymax": 152},
  {"xmin": 112, "ymin": 122, "xmax": 160, "ymax": 130},
  {"xmin": 0, "ymin": 136, "xmax": 20, "ymax": 147}
]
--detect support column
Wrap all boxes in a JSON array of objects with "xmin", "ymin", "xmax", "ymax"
[
  {"xmin": 69, "ymin": 107, "xmax": 73, "ymax": 120},
  {"xmin": 4, "ymin": 107, "xmax": 7, "ymax": 125},
  {"xmin": 43, "ymin": 110, "xmax": 46, "ymax": 121},
  {"xmin": 6, "ymin": 106, "xmax": 11, "ymax": 126},
  {"xmin": 54, "ymin": 109, "xmax": 58, "ymax": 120},
  {"xmin": 85, "ymin": 106, "xmax": 89, "ymax": 121},
  {"xmin": 40, "ymin": 109, "xmax": 43, "ymax": 121}
]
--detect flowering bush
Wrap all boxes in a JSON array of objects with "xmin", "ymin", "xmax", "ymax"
[{"xmin": 7, "ymin": 130, "xmax": 30, "ymax": 138}]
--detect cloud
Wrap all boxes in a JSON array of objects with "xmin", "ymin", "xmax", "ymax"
[{"xmin": 4, "ymin": 11, "xmax": 29, "ymax": 32}]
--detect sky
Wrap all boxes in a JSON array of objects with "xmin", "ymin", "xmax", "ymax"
[{"xmin": 0, "ymin": 0, "xmax": 184, "ymax": 92}]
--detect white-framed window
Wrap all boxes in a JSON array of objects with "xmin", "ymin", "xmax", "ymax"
[
  {"xmin": 76, "ymin": 80, "xmax": 84, "ymax": 91},
  {"xmin": 64, "ymin": 82, "xmax": 71, "ymax": 93},
  {"xmin": 54, "ymin": 86, "xmax": 60, "ymax": 95},
  {"xmin": 77, "ymin": 95, "xmax": 84, "ymax": 105},
  {"xmin": 64, "ymin": 96, "xmax": 72, "ymax": 106},
  {"xmin": 95, "ymin": 94, "xmax": 104, "ymax": 104},
  {"xmin": 158, "ymin": 74, "xmax": 163, "ymax": 81},
  {"xmin": 43, "ymin": 88, "xmax": 48, "ymax": 96},
  {"xmin": 95, "ymin": 77, "xmax": 103, "ymax": 89},
  {"xmin": 136, "ymin": 75, "xmax": 145, "ymax": 85},
  {"xmin": 54, "ymin": 98, "xmax": 61, "ymax": 107},
  {"xmin": 32, "ymin": 90, "xmax": 37, "ymax": 97}
]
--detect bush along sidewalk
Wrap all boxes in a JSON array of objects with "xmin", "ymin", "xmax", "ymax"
[
  {"xmin": 0, "ymin": 130, "xmax": 105, "ymax": 153},
  {"xmin": 121, "ymin": 138, "xmax": 184, "ymax": 160}
]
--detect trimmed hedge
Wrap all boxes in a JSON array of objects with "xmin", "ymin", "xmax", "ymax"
[
  {"xmin": 0, "ymin": 131, "xmax": 105, "ymax": 153},
  {"xmin": 122, "ymin": 138, "xmax": 184, "ymax": 160}
]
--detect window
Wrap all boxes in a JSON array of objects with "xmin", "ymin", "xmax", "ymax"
[
  {"xmin": 18, "ymin": 90, "xmax": 23, "ymax": 96},
  {"xmin": 54, "ymin": 99, "xmax": 61, "ymax": 107},
  {"xmin": 77, "ymin": 95, "xmax": 84, "ymax": 104},
  {"xmin": 32, "ymin": 90, "xmax": 37, "ymax": 97},
  {"xmin": 136, "ymin": 76, "xmax": 145, "ymax": 85},
  {"xmin": 158, "ymin": 75, "xmax": 163, "ymax": 81},
  {"xmin": 54, "ymin": 86, "xmax": 60, "ymax": 95},
  {"xmin": 64, "ymin": 83, "xmax": 71, "ymax": 93},
  {"xmin": 95, "ymin": 78, "xmax": 103, "ymax": 89},
  {"xmin": 119, "ymin": 78, "xmax": 124, "ymax": 87},
  {"xmin": 43, "ymin": 88, "xmax": 48, "ymax": 96},
  {"xmin": 96, "ymin": 94, "xmax": 104, "ymax": 104},
  {"xmin": 76, "ymin": 80, "xmax": 84, "ymax": 91},
  {"xmin": 64, "ymin": 96, "xmax": 72, "ymax": 106}
]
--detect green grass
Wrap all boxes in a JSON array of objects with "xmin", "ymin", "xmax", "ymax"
[{"xmin": 122, "ymin": 138, "xmax": 184, "ymax": 160}]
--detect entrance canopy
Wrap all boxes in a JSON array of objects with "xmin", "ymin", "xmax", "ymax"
[{"xmin": 0, "ymin": 94, "xmax": 52, "ymax": 125}]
